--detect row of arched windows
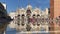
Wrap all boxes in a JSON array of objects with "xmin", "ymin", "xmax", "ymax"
[{"xmin": 17, "ymin": 14, "xmax": 41, "ymax": 17}]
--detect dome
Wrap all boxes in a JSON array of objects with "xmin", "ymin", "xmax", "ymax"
[
  {"xmin": 27, "ymin": 5, "xmax": 32, "ymax": 9},
  {"xmin": 34, "ymin": 7, "xmax": 40, "ymax": 11},
  {"xmin": 21, "ymin": 8, "xmax": 24, "ymax": 10},
  {"xmin": 33, "ymin": 7, "xmax": 41, "ymax": 14}
]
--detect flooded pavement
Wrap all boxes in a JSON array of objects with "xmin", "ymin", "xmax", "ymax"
[
  {"xmin": 5, "ymin": 24, "xmax": 50, "ymax": 34},
  {"xmin": 0, "ymin": 19, "xmax": 50, "ymax": 34},
  {"xmin": 6, "ymin": 29, "xmax": 50, "ymax": 34},
  {"xmin": 0, "ymin": 19, "xmax": 49, "ymax": 34}
]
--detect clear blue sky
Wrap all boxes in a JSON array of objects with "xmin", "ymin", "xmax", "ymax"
[{"xmin": 0, "ymin": 0, "xmax": 50, "ymax": 13}]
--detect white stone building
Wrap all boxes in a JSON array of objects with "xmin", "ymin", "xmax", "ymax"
[{"xmin": 9, "ymin": 5, "xmax": 49, "ymax": 32}]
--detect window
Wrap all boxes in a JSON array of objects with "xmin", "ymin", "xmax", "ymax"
[
  {"xmin": 17, "ymin": 14, "xmax": 20, "ymax": 17},
  {"xmin": 33, "ymin": 23, "xmax": 36, "ymax": 26},
  {"xmin": 21, "ymin": 23, "xmax": 25, "ymax": 26},
  {"xmin": 22, "ymin": 14, "xmax": 25, "ymax": 16},
  {"xmin": 37, "ymin": 23, "xmax": 40, "ymax": 26},
  {"xmin": 33, "ymin": 14, "xmax": 35, "ymax": 16},
  {"xmin": 26, "ymin": 9, "xmax": 31, "ymax": 13},
  {"xmin": 37, "ymin": 14, "xmax": 40, "ymax": 16}
]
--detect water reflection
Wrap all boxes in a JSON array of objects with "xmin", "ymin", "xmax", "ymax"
[
  {"xmin": 0, "ymin": 21, "xmax": 10, "ymax": 33},
  {"xmin": 5, "ymin": 22, "xmax": 50, "ymax": 34}
]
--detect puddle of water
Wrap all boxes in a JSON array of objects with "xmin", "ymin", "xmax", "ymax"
[
  {"xmin": 5, "ymin": 23, "xmax": 50, "ymax": 34},
  {"xmin": 6, "ymin": 26, "xmax": 50, "ymax": 34}
]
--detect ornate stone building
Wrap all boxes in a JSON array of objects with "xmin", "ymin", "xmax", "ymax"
[
  {"xmin": 9, "ymin": 5, "xmax": 49, "ymax": 32},
  {"xmin": 9, "ymin": 5, "xmax": 49, "ymax": 31}
]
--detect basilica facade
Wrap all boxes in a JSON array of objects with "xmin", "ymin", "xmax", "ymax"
[{"xmin": 9, "ymin": 5, "xmax": 49, "ymax": 32}]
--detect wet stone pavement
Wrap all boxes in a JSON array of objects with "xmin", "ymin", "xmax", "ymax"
[{"xmin": 6, "ymin": 26, "xmax": 50, "ymax": 34}]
